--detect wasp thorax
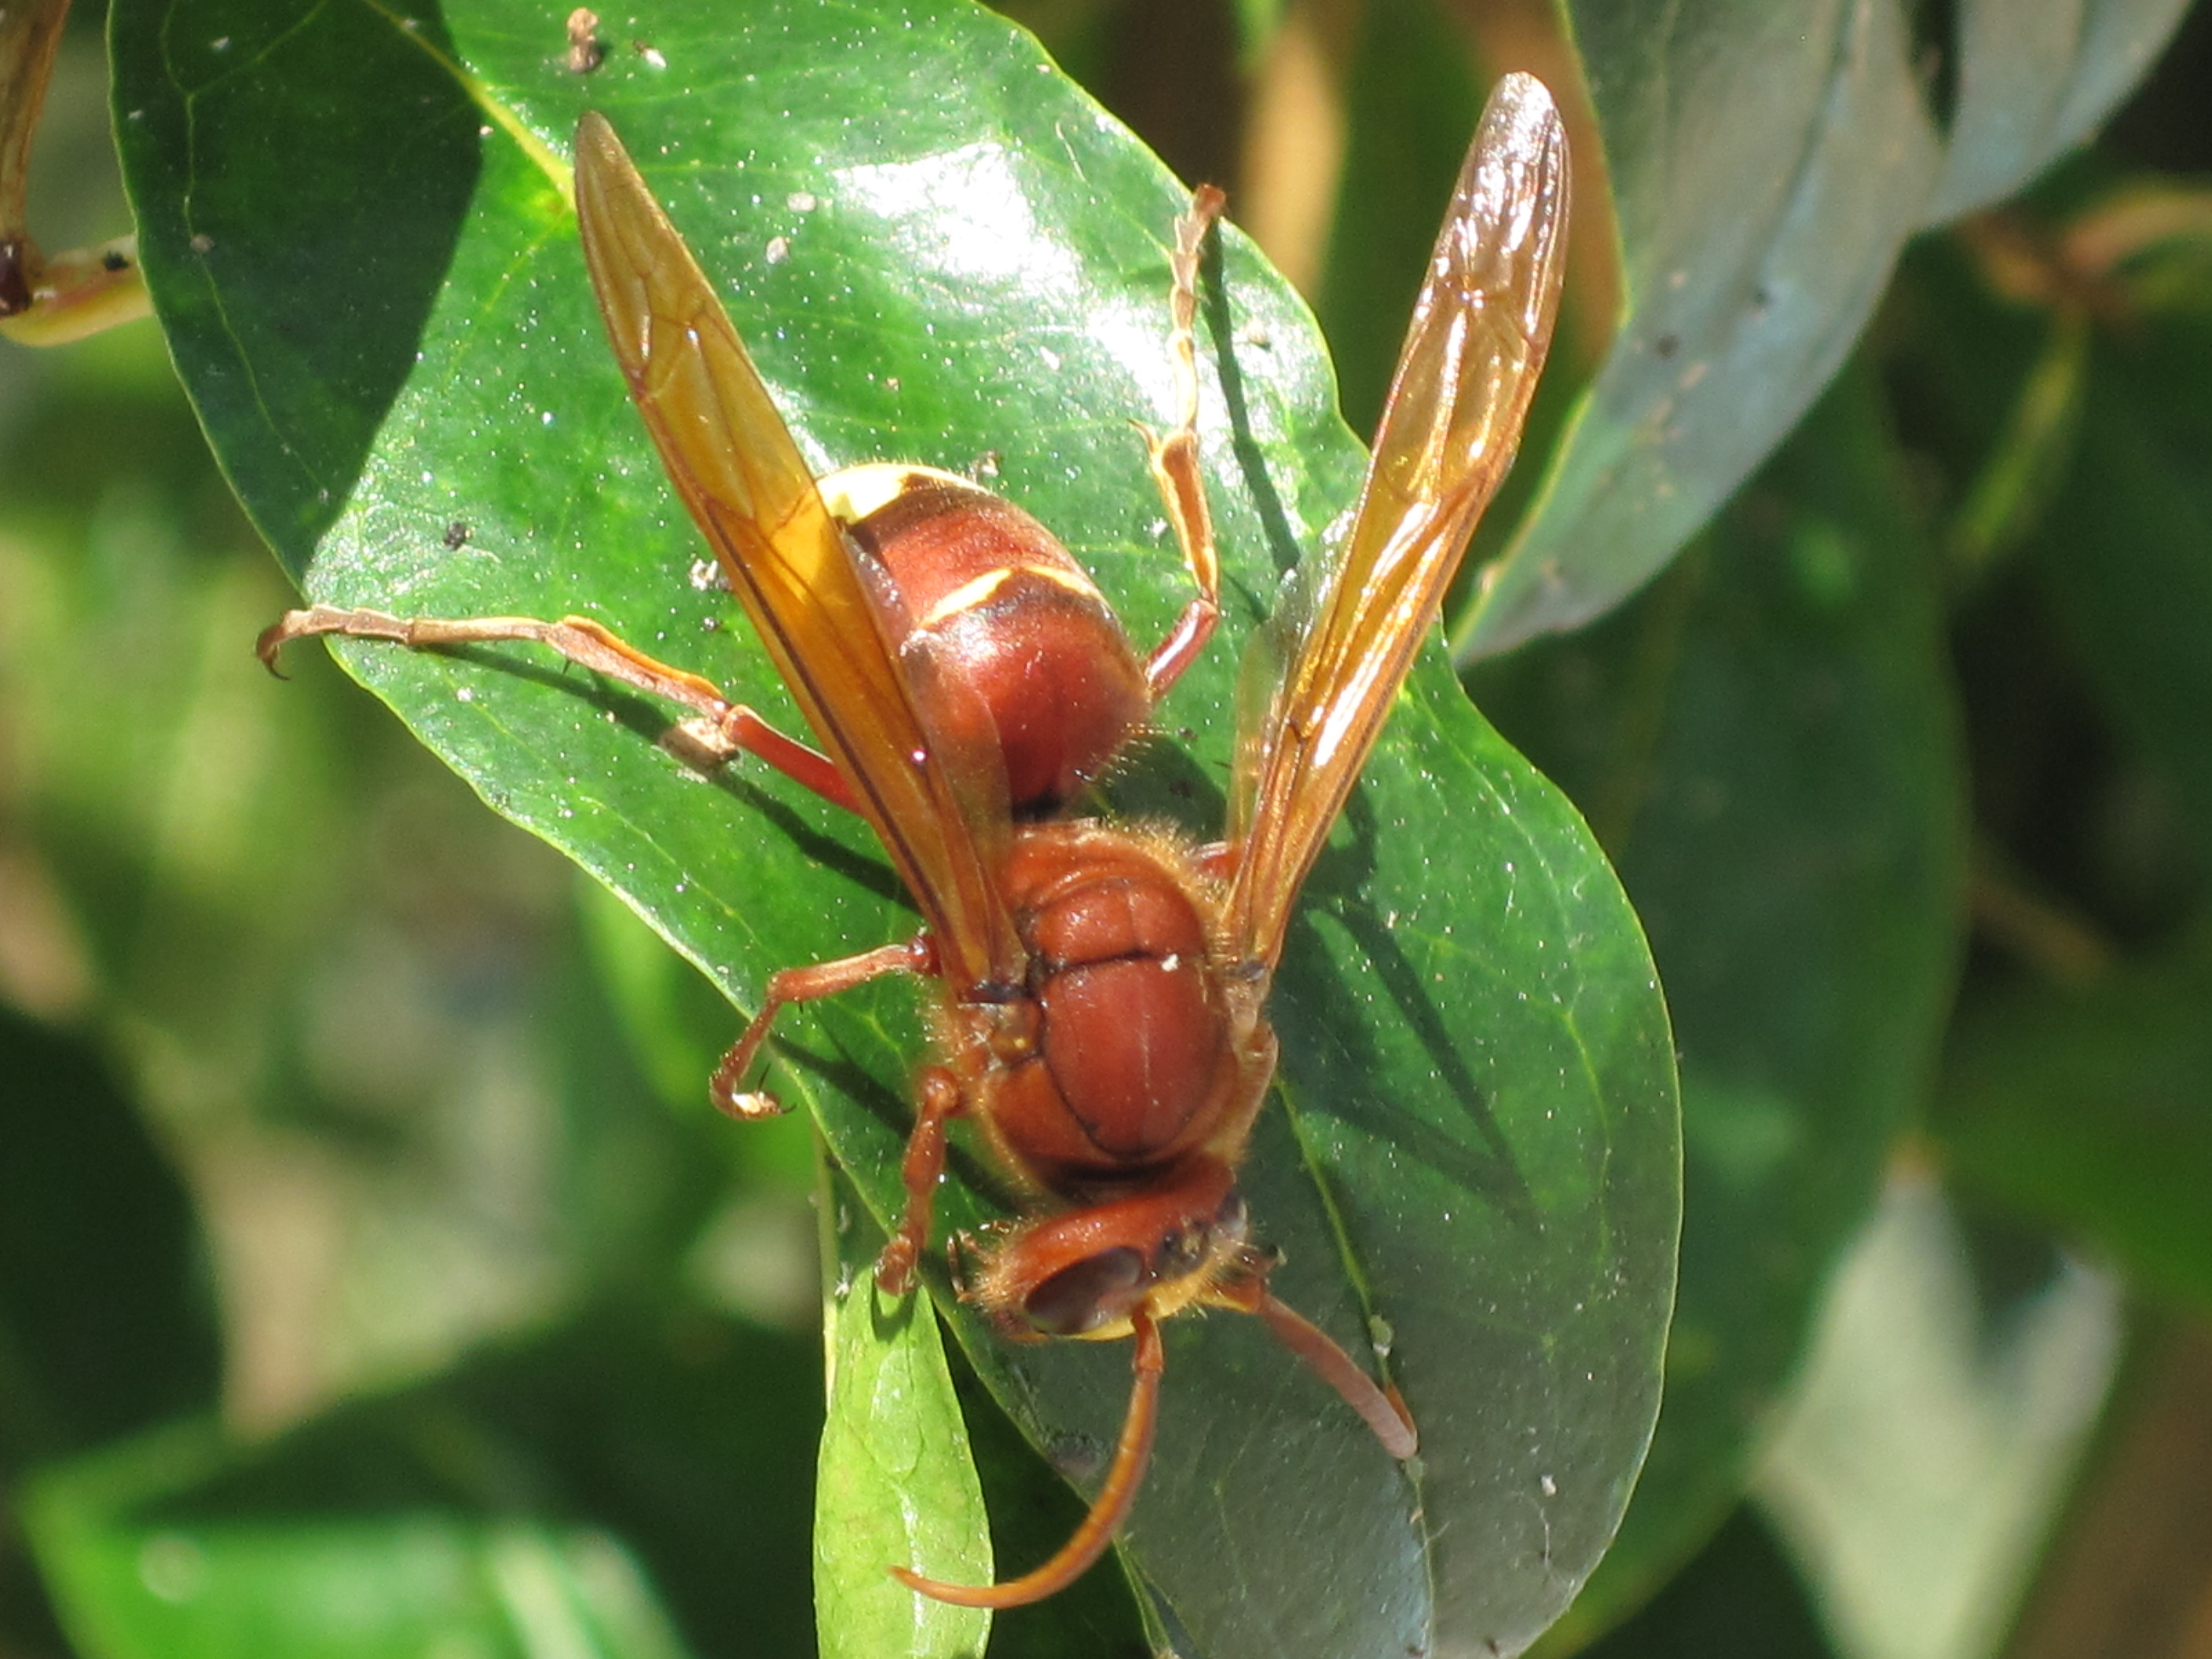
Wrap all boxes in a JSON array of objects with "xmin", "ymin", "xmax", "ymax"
[{"xmin": 822, "ymin": 463, "xmax": 1152, "ymax": 811}]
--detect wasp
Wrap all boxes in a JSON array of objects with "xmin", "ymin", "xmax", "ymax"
[{"xmin": 261, "ymin": 78, "xmax": 1568, "ymax": 1607}]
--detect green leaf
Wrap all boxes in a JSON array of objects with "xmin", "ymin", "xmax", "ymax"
[
  {"xmin": 115, "ymin": 0, "xmax": 1679, "ymax": 1651},
  {"xmin": 1478, "ymin": 364, "xmax": 1967, "ymax": 1643},
  {"xmin": 1932, "ymin": 932, "xmax": 2212, "ymax": 1314},
  {"xmin": 0, "ymin": 1007, "xmax": 222, "ymax": 1475},
  {"xmin": 2028, "ymin": 300, "xmax": 2212, "ymax": 859},
  {"xmin": 1927, "ymin": 0, "xmax": 2194, "ymax": 222},
  {"xmin": 25, "ymin": 1304, "xmax": 818, "ymax": 1659},
  {"xmin": 815, "ymin": 1164, "xmax": 990, "ymax": 1659},
  {"xmin": 1313, "ymin": 0, "xmax": 1488, "ymax": 441},
  {"xmin": 1752, "ymin": 1177, "xmax": 2120, "ymax": 1659},
  {"xmin": 1452, "ymin": 0, "xmax": 2190, "ymax": 657},
  {"xmin": 1575, "ymin": 1506, "xmax": 1834, "ymax": 1659}
]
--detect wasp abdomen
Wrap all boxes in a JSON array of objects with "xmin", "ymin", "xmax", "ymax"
[
  {"xmin": 987, "ymin": 826, "xmax": 1235, "ymax": 1172},
  {"xmin": 826, "ymin": 464, "xmax": 1151, "ymax": 810}
]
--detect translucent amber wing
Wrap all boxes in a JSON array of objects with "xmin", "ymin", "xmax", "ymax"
[
  {"xmin": 1225, "ymin": 74, "xmax": 1569, "ymax": 969},
  {"xmin": 573, "ymin": 112, "xmax": 1020, "ymax": 989}
]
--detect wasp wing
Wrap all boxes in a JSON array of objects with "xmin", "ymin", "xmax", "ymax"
[
  {"xmin": 1224, "ymin": 73, "xmax": 1569, "ymax": 969},
  {"xmin": 574, "ymin": 112, "xmax": 1021, "ymax": 990}
]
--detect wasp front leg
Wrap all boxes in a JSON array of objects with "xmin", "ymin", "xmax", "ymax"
[
  {"xmin": 1137, "ymin": 185, "xmax": 1226, "ymax": 698},
  {"xmin": 259, "ymin": 604, "xmax": 858, "ymax": 812},
  {"xmin": 873, "ymin": 1065, "xmax": 966, "ymax": 1295},
  {"xmin": 712, "ymin": 949, "xmax": 961, "ymax": 1296}
]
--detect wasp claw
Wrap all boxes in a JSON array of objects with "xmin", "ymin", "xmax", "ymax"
[
  {"xmin": 874, "ymin": 1238, "xmax": 919, "ymax": 1296},
  {"xmin": 713, "ymin": 1084, "xmax": 786, "ymax": 1121}
]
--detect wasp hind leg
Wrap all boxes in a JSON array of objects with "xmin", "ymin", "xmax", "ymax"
[{"xmin": 1137, "ymin": 185, "xmax": 1226, "ymax": 699}]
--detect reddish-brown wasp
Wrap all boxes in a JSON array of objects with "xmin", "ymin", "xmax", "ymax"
[{"xmin": 261, "ymin": 77, "xmax": 1568, "ymax": 1607}]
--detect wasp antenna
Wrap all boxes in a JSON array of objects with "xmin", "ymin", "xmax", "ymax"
[
  {"xmin": 1252, "ymin": 1291, "xmax": 1418, "ymax": 1459},
  {"xmin": 890, "ymin": 1309, "xmax": 1166, "ymax": 1608}
]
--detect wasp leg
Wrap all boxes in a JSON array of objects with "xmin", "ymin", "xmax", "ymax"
[
  {"xmin": 709, "ymin": 935, "xmax": 935, "ymax": 1120},
  {"xmin": 1137, "ymin": 185, "xmax": 1225, "ymax": 699},
  {"xmin": 873, "ymin": 1065, "xmax": 965, "ymax": 1295},
  {"xmin": 258, "ymin": 604, "xmax": 857, "ymax": 812}
]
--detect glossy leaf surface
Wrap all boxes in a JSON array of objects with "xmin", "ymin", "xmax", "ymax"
[
  {"xmin": 113, "ymin": 0, "xmax": 1679, "ymax": 1652},
  {"xmin": 1477, "ymin": 366, "xmax": 1968, "ymax": 1643}
]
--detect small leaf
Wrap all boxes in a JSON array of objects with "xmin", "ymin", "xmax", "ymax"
[
  {"xmin": 1754, "ymin": 1175, "xmax": 2121, "ymax": 1659},
  {"xmin": 815, "ymin": 1164, "xmax": 991, "ymax": 1659}
]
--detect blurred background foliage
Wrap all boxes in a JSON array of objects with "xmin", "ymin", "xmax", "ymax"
[{"xmin": 3, "ymin": 0, "xmax": 2210, "ymax": 1655}]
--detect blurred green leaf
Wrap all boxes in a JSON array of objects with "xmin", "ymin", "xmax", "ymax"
[
  {"xmin": 1480, "ymin": 364, "xmax": 1967, "ymax": 1644},
  {"xmin": 1455, "ymin": 0, "xmax": 2190, "ymax": 657},
  {"xmin": 2028, "ymin": 302, "xmax": 2212, "ymax": 858},
  {"xmin": 1878, "ymin": 196, "xmax": 2209, "ymax": 934},
  {"xmin": 1754, "ymin": 1178, "xmax": 2120, "ymax": 1659},
  {"xmin": 1229, "ymin": 0, "xmax": 1289, "ymax": 67},
  {"xmin": 25, "ymin": 1302, "xmax": 818, "ymax": 1659},
  {"xmin": 1933, "ymin": 933, "xmax": 2212, "ymax": 1314},
  {"xmin": 0, "ymin": 1006, "xmax": 222, "ymax": 1470},
  {"xmin": 113, "ymin": 0, "xmax": 1679, "ymax": 1650},
  {"xmin": 1577, "ymin": 1506, "xmax": 1837, "ymax": 1659},
  {"xmin": 1314, "ymin": 0, "xmax": 1485, "ymax": 438},
  {"xmin": 1928, "ymin": 0, "xmax": 2194, "ymax": 220}
]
